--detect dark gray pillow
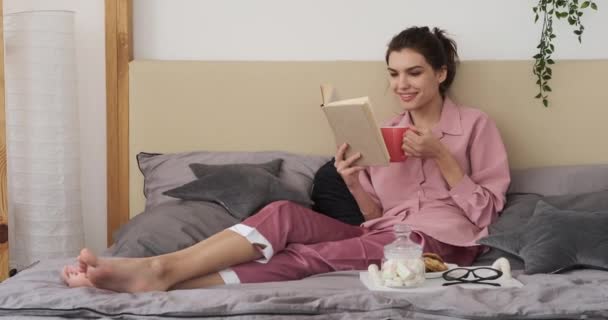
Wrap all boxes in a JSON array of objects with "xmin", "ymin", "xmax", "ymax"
[
  {"xmin": 106, "ymin": 201, "xmax": 238, "ymax": 257},
  {"xmin": 137, "ymin": 151, "xmax": 330, "ymax": 210},
  {"xmin": 479, "ymin": 200, "xmax": 608, "ymax": 274},
  {"xmin": 474, "ymin": 190, "xmax": 608, "ymax": 268},
  {"xmin": 189, "ymin": 159, "xmax": 283, "ymax": 179},
  {"xmin": 163, "ymin": 160, "xmax": 312, "ymax": 219},
  {"xmin": 492, "ymin": 191, "xmax": 608, "ymax": 233}
]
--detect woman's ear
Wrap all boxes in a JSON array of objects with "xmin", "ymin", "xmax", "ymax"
[{"xmin": 436, "ymin": 66, "xmax": 448, "ymax": 84}]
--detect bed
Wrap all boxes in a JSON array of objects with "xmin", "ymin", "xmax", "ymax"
[{"xmin": 0, "ymin": 58, "xmax": 607, "ymax": 319}]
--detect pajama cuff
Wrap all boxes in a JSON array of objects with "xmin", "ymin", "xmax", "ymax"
[
  {"xmin": 228, "ymin": 224, "xmax": 274, "ymax": 263},
  {"xmin": 218, "ymin": 268, "xmax": 241, "ymax": 284}
]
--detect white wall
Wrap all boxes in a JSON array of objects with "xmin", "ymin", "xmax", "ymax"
[
  {"xmin": 4, "ymin": 0, "xmax": 107, "ymax": 256},
  {"xmin": 134, "ymin": 0, "xmax": 608, "ymax": 60}
]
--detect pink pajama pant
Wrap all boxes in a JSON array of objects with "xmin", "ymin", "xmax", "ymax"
[{"xmin": 219, "ymin": 200, "xmax": 480, "ymax": 284}]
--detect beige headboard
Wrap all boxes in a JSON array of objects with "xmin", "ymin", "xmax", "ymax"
[{"xmin": 129, "ymin": 60, "xmax": 608, "ymax": 217}]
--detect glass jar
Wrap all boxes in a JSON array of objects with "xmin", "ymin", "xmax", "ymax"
[{"xmin": 380, "ymin": 224, "xmax": 425, "ymax": 287}]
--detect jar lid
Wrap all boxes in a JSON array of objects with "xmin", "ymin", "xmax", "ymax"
[{"xmin": 384, "ymin": 224, "xmax": 422, "ymax": 259}]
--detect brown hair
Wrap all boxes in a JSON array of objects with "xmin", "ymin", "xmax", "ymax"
[{"xmin": 385, "ymin": 26, "xmax": 459, "ymax": 96}]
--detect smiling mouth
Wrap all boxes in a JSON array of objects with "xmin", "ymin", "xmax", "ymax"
[{"xmin": 398, "ymin": 92, "xmax": 418, "ymax": 102}]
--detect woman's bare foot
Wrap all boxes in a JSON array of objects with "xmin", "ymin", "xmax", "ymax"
[
  {"xmin": 62, "ymin": 265, "xmax": 93, "ymax": 288},
  {"xmin": 79, "ymin": 248, "xmax": 170, "ymax": 293},
  {"xmin": 78, "ymin": 252, "xmax": 87, "ymax": 273},
  {"xmin": 61, "ymin": 249, "xmax": 94, "ymax": 288}
]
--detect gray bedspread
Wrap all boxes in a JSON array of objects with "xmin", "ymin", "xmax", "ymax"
[{"xmin": 0, "ymin": 258, "xmax": 607, "ymax": 319}]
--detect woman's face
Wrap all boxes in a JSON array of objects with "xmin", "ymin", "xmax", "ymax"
[{"xmin": 387, "ymin": 48, "xmax": 447, "ymax": 111}]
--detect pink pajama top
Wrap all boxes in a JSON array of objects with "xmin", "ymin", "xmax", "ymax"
[{"xmin": 359, "ymin": 98, "xmax": 510, "ymax": 247}]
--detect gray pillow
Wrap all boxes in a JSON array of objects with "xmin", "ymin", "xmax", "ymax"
[
  {"xmin": 163, "ymin": 161, "xmax": 312, "ymax": 219},
  {"xmin": 189, "ymin": 159, "xmax": 283, "ymax": 180},
  {"xmin": 478, "ymin": 200, "xmax": 608, "ymax": 274},
  {"xmin": 508, "ymin": 164, "xmax": 608, "ymax": 196},
  {"xmin": 137, "ymin": 151, "xmax": 331, "ymax": 209},
  {"xmin": 106, "ymin": 200, "xmax": 238, "ymax": 257},
  {"xmin": 474, "ymin": 190, "xmax": 608, "ymax": 268}
]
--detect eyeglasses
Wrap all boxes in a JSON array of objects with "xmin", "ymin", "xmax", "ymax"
[{"xmin": 441, "ymin": 267, "xmax": 503, "ymax": 287}]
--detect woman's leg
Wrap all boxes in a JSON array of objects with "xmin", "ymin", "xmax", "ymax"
[
  {"xmin": 170, "ymin": 272, "xmax": 225, "ymax": 290},
  {"xmin": 172, "ymin": 228, "xmax": 395, "ymax": 288},
  {"xmin": 169, "ymin": 228, "xmax": 482, "ymax": 290},
  {"xmin": 68, "ymin": 201, "xmax": 364, "ymax": 292},
  {"xmin": 231, "ymin": 201, "xmax": 365, "ymax": 263},
  {"xmin": 71, "ymin": 228, "xmax": 261, "ymax": 292}
]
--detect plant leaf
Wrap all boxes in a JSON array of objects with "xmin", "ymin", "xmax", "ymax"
[{"xmin": 530, "ymin": 0, "xmax": 598, "ymax": 108}]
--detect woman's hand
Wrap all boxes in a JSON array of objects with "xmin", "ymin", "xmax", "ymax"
[
  {"xmin": 403, "ymin": 126, "xmax": 464, "ymax": 187},
  {"xmin": 335, "ymin": 143, "xmax": 382, "ymax": 220},
  {"xmin": 334, "ymin": 143, "xmax": 366, "ymax": 189},
  {"xmin": 401, "ymin": 126, "xmax": 445, "ymax": 158}
]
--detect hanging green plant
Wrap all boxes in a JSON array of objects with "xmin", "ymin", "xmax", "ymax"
[{"xmin": 532, "ymin": 0, "xmax": 598, "ymax": 107}]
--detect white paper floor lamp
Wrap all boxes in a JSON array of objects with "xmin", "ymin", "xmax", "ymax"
[{"xmin": 4, "ymin": 11, "xmax": 84, "ymax": 270}]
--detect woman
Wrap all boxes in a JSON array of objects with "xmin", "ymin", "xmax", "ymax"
[{"xmin": 62, "ymin": 26, "xmax": 510, "ymax": 292}]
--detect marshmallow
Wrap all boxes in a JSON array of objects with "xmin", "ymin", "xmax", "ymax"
[
  {"xmin": 381, "ymin": 260, "xmax": 397, "ymax": 280},
  {"xmin": 368, "ymin": 264, "xmax": 384, "ymax": 287},
  {"xmin": 380, "ymin": 258, "xmax": 426, "ymax": 287},
  {"xmin": 396, "ymin": 261, "xmax": 414, "ymax": 280}
]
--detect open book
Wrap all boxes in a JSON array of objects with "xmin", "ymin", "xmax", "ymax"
[{"xmin": 320, "ymin": 84, "xmax": 389, "ymax": 166}]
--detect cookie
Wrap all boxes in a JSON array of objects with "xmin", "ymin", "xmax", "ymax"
[{"xmin": 422, "ymin": 253, "xmax": 448, "ymax": 272}]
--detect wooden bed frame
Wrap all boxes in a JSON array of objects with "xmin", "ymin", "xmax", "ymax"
[
  {"xmin": 0, "ymin": 0, "xmax": 132, "ymax": 281},
  {"xmin": 105, "ymin": 0, "xmax": 132, "ymax": 248}
]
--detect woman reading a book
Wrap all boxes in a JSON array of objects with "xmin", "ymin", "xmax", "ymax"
[{"xmin": 62, "ymin": 26, "xmax": 509, "ymax": 292}]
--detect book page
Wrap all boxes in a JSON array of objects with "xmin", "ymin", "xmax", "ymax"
[
  {"xmin": 322, "ymin": 100, "xmax": 389, "ymax": 166},
  {"xmin": 320, "ymin": 84, "xmax": 336, "ymax": 106},
  {"xmin": 325, "ymin": 96, "xmax": 369, "ymax": 107}
]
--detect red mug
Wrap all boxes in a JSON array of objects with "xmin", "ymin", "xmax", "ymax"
[{"xmin": 381, "ymin": 126, "xmax": 409, "ymax": 162}]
